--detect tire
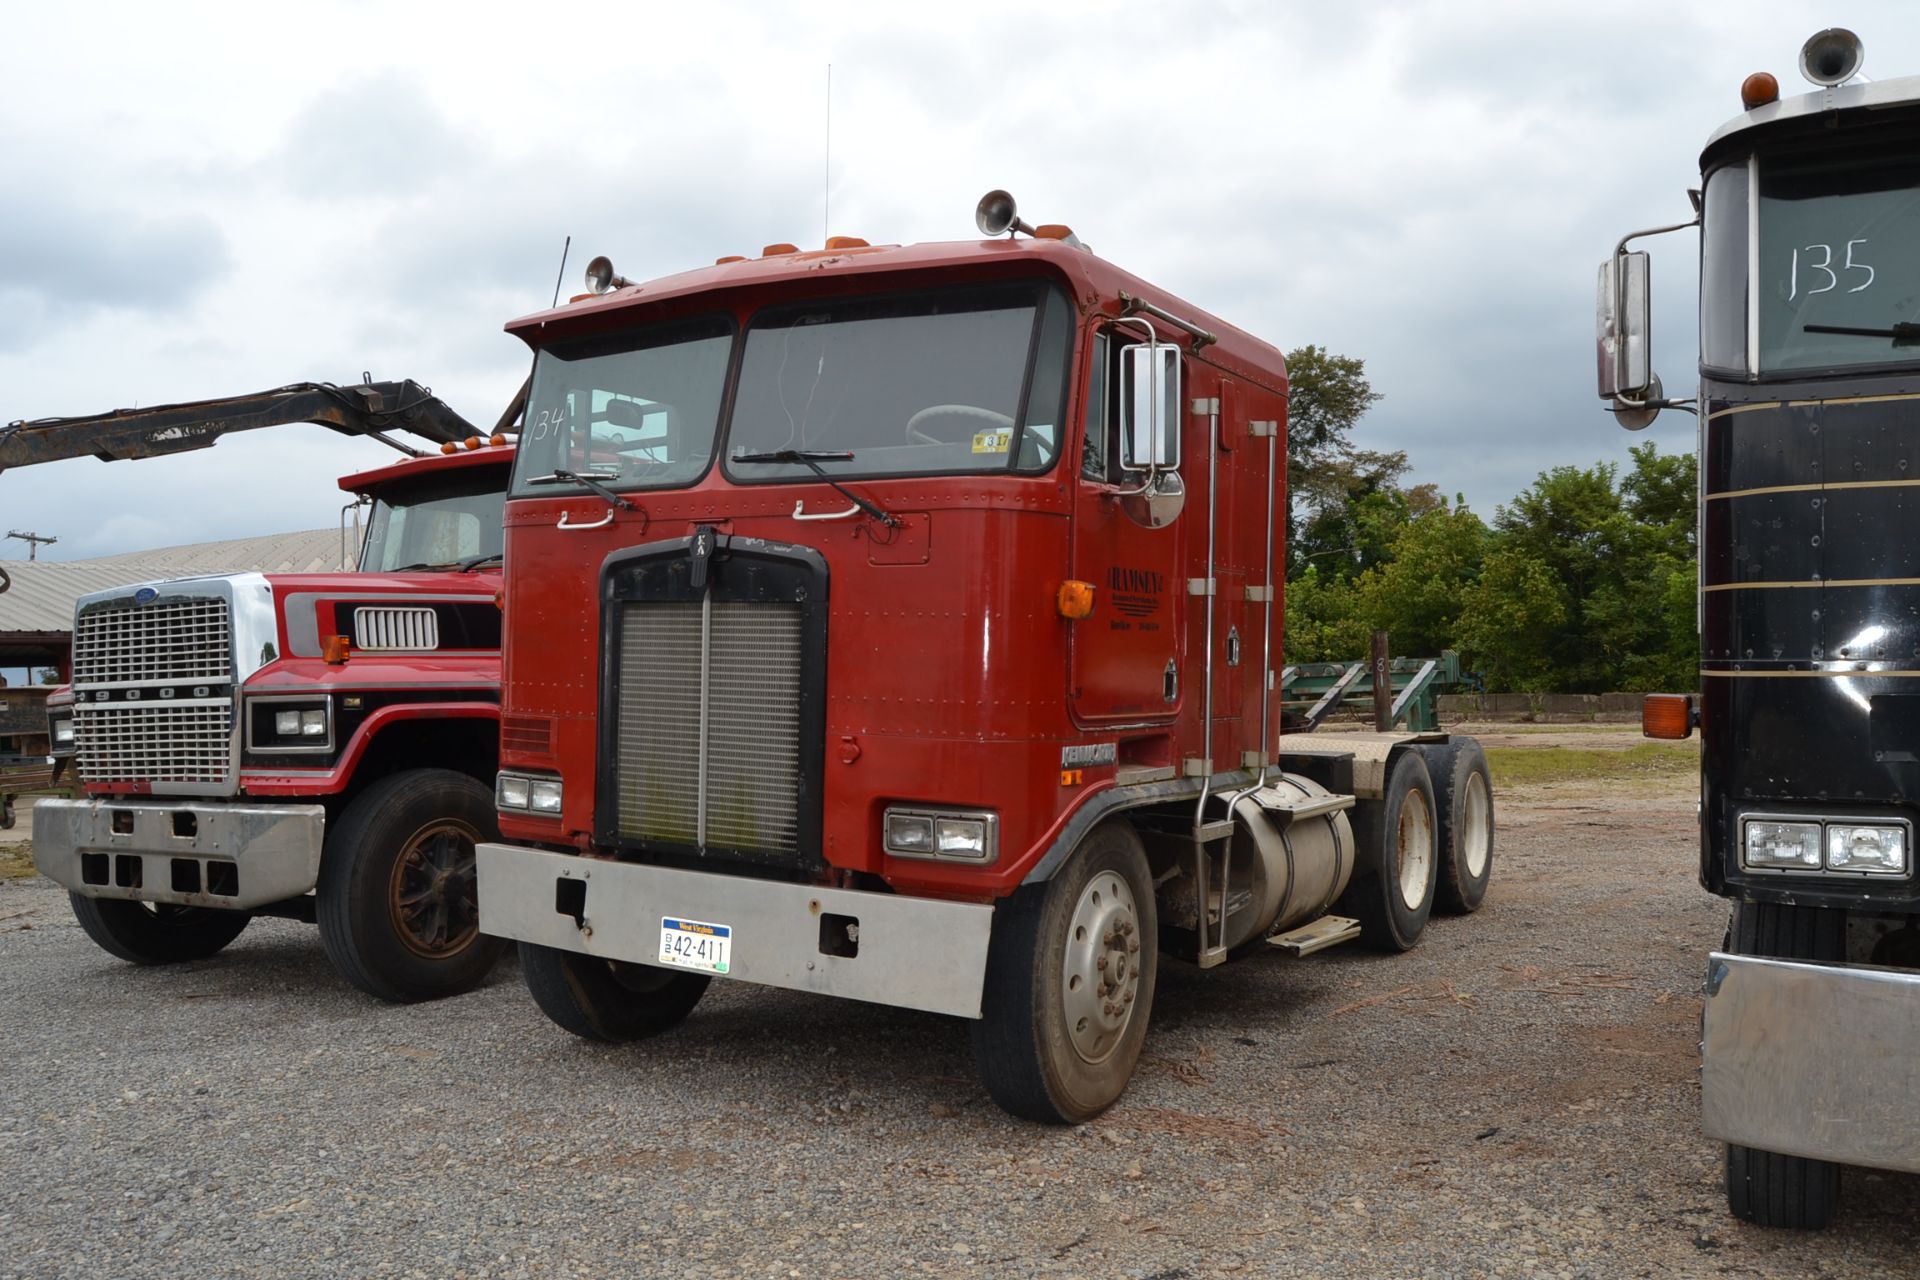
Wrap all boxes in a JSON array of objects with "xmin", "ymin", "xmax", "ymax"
[
  {"xmin": 1425, "ymin": 739, "xmax": 1494, "ymax": 914},
  {"xmin": 1335, "ymin": 748, "xmax": 1439, "ymax": 951},
  {"xmin": 971, "ymin": 820, "xmax": 1158, "ymax": 1124},
  {"xmin": 69, "ymin": 893, "xmax": 250, "ymax": 964},
  {"xmin": 1723, "ymin": 900, "xmax": 1843, "ymax": 1229},
  {"xmin": 316, "ymin": 768, "xmax": 508, "ymax": 1003},
  {"xmin": 519, "ymin": 942, "xmax": 711, "ymax": 1042}
]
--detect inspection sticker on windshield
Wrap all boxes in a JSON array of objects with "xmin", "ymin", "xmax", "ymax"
[
  {"xmin": 659, "ymin": 917, "xmax": 732, "ymax": 974},
  {"xmin": 971, "ymin": 429, "xmax": 1012, "ymax": 454}
]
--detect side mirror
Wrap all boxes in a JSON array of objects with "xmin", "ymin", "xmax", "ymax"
[
  {"xmin": 1120, "ymin": 344, "xmax": 1182, "ymax": 470},
  {"xmin": 1596, "ymin": 250, "xmax": 1653, "ymax": 398}
]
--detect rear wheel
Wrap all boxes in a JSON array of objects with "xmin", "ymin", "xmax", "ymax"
[
  {"xmin": 520, "ymin": 943, "xmax": 711, "ymax": 1042},
  {"xmin": 1723, "ymin": 900, "xmax": 1843, "ymax": 1229},
  {"xmin": 1336, "ymin": 749, "xmax": 1439, "ymax": 951},
  {"xmin": 972, "ymin": 820, "xmax": 1158, "ymax": 1124},
  {"xmin": 69, "ymin": 894, "xmax": 250, "ymax": 964},
  {"xmin": 317, "ymin": 769, "xmax": 507, "ymax": 1003},
  {"xmin": 1425, "ymin": 739, "xmax": 1494, "ymax": 914}
]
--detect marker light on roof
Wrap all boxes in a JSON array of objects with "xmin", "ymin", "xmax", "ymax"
[{"xmin": 1740, "ymin": 71, "xmax": 1780, "ymax": 109}]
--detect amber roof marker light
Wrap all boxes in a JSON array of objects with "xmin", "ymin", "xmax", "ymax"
[{"xmin": 1740, "ymin": 71, "xmax": 1780, "ymax": 110}]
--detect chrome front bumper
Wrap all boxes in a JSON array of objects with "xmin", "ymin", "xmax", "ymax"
[
  {"xmin": 1702, "ymin": 950, "xmax": 1920, "ymax": 1174},
  {"xmin": 32, "ymin": 798, "xmax": 325, "ymax": 910},
  {"xmin": 476, "ymin": 844, "xmax": 996, "ymax": 1019}
]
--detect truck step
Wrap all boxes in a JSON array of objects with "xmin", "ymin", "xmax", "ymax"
[{"xmin": 1268, "ymin": 915, "xmax": 1362, "ymax": 956}]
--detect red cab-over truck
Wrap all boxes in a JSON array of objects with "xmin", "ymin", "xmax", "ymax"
[
  {"xmin": 5, "ymin": 383, "xmax": 516, "ymax": 1001},
  {"xmin": 477, "ymin": 199, "xmax": 1498, "ymax": 1120}
]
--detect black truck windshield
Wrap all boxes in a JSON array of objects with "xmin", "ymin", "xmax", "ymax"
[
  {"xmin": 361, "ymin": 468, "xmax": 507, "ymax": 573},
  {"xmin": 1757, "ymin": 155, "xmax": 1920, "ymax": 373},
  {"xmin": 726, "ymin": 283, "xmax": 1073, "ymax": 481},
  {"xmin": 511, "ymin": 314, "xmax": 734, "ymax": 496}
]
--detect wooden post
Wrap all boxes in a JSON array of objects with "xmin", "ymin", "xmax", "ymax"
[{"xmin": 1371, "ymin": 630, "xmax": 1392, "ymax": 731}]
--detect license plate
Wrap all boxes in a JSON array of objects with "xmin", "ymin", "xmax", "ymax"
[{"xmin": 659, "ymin": 917, "xmax": 732, "ymax": 974}]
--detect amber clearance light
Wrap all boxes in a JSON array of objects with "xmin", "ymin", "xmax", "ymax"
[
  {"xmin": 1642, "ymin": 693, "xmax": 1694, "ymax": 740},
  {"xmin": 1056, "ymin": 580, "xmax": 1096, "ymax": 619},
  {"xmin": 1740, "ymin": 71, "xmax": 1780, "ymax": 109},
  {"xmin": 322, "ymin": 634, "xmax": 353, "ymax": 665}
]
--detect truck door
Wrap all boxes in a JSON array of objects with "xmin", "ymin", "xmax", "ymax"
[{"xmin": 1069, "ymin": 329, "xmax": 1184, "ymax": 727}]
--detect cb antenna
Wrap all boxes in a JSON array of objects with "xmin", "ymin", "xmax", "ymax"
[
  {"xmin": 823, "ymin": 64, "xmax": 832, "ymax": 243},
  {"xmin": 551, "ymin": 235, "xmax": 572, "ymax": 308}
]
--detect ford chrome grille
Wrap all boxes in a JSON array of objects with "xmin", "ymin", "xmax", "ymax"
[
  {"xmin": 72, "ymin": 597, "xmax": 232, "ymax": 686},
  {"xmin": 74, "ymin": 701, "xmax": 231, "ymax": 785},
  {"xmin": 72, "ymin": 592, "xmax": 236, "ymax": 789},
  {"xmin": 613, "ymin": 601, "xmax": 804, "ymax": 855}
]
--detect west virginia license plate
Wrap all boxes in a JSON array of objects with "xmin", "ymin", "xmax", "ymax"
[{"xmin": 658, "ymin": 917, "xmax": 732, "ymax": 974}]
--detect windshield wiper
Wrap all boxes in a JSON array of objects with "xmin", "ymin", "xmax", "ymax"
[
  {"xmin": 526, "ymin": 468, "xmax": 635, "ymax": 510},
  {"xmin": 457, "ymin": 552, "xmax": 503, "ymax": 572},
  {"xmin": 1804, "ymin": 322, "xmax": 1920, "ymax": 346},
  {"xmin": 729, "ymin": 448, "xmax": 898, "ymax": 527}
]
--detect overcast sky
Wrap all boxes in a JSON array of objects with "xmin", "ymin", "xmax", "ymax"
[{"xmin": 3, "ymin": 1, "xmax": 1915, "ymax": 561}]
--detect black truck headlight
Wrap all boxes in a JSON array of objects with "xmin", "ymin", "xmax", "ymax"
[
  {"xmin": 884, "ymin": 807, "xmax": 998, "ymax": 864},
  {"xmin": 1826, "ymin": 823, "xmax": 1909, "ymax": 876},
  {"xmin": 247, "ymin": 698, "xmax": 332, "ymax": 752},
  {"xmin": 1743, "ymin": 819, "xmax": 1822, "ymax": 871}
]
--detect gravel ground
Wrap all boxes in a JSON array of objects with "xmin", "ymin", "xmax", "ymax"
[{"xmin": 2, "ymin": 774, "xmax": 1916, "ymax": 1280}]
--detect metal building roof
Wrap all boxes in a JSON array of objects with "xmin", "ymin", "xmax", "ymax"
[{"xmin": 0, "ymin": 528, "xmax": 346, "ymax": 642}]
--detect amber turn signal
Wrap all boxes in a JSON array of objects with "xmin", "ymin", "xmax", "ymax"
[
  {"xmin": 1056, "ymin": 580, "xmax": 1096, "ymax": 619},
  {"xmin": 1642, "ymin": 693, "xmax": 1693, "ymax": 740},
  {"xmin": 440, "ymin": 441, "xmax": 459, "ymax": 454},
  {"xmin": 322, "ymin": 634, "xmax": 352, "ymax": 665},
  {"xmin": 1740, "ymin": 71, "xmax": 1780, "ymax": 109}
]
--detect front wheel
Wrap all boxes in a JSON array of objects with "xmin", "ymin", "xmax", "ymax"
[
  {"xmin": 69, "ymin": 894, "xmax": 250, "ymax": 964},
  {"xmin": 971, "ymin": 820, "xmax": 1158, "ymax": 1124},
  {"xmin": 520, "ymin": 943, "xmax": 711, "ymax": 1042},
  {"xmin": 317, "ymin": 769, "xmax": 507, "ymax": 1003},
  {"xmin": 1723, "ymin": 901, "xmax": 1843, "ymax": 1229}
]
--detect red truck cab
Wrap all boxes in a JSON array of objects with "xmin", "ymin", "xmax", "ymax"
[{"xmin": 35, "ymin": 441, "xmax": 515, "ymax": 1001}]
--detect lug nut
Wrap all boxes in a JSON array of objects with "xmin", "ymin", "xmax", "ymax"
[
  {"xmin": 1097, "ymin": 955, "xmax": 1108, "ymax": 971},
  {"xmin": 1128, "ymin": 939, "xmax": 1139, "ymax": 954},
  {"xmin": 1123, "ymin": 990, "xmax": 1134, "ymax": 1004}
]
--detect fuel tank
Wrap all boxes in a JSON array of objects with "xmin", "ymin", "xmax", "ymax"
[{"xmin": 1159, "ymin": 772, "xmax": 1356, "ymax": 954}]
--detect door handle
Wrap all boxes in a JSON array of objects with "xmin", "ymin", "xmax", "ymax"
[
  {"xmin": 792, "ymin": 499, "xmax": 861, "ymax": 522},
  {"xmin": 556, "ymin": 510, "xmax": 614, "ymax": 530}
]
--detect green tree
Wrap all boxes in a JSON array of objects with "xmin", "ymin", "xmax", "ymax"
[{"xmin": 1284, "ymin": 345, "xmax": 1400, "ymax": 577}]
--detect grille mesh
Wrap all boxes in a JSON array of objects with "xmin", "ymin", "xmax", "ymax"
[
  {"xmin": 75, "ymin": 702, "xmax": 231, "ymax": 785},
  {"xmin": 355, "ymin": 606, "xmax": 439, "ymax": 650},
  {"xmin": 615, "ymin": 605, "xmax": 703, "ymax": 845},
  {"xmin": 704, "ymin": 605, "xmax": 802, "ymax": 850},
  {"xmin": 613, "ymin": 600, "xmax": 804, "ymax": 855},
  {"xmin": 72, "ymin": 597, "xmax": 232, "ymax": 687}
]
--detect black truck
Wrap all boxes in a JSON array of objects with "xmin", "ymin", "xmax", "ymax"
[{"xmin": 1598, "ymin": 27, "xmax": 1920, "ymax": 1229}]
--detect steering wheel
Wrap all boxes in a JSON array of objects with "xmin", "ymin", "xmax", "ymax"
[{"xmin": 905, "ymin": 403, "xmax": 1015, "ymax": 447}]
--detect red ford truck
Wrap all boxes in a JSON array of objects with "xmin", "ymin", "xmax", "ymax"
[
  {"xmin": 7, "ymin": 383, "xmax": 517, "ymax": 1001},
  {"xmin": 475, "ymin": 201, "xmax": 1496, "ymax": 1120}
]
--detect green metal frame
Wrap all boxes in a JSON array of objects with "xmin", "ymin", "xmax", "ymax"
[{"xmin": 1280, "ymin": 650, "xmax": 1463, "ymax": 732}]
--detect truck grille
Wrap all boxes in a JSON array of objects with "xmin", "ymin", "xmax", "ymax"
[
  {"xmin": 612, "ymin": 601, "xmax": 805, "ymax": 856},
  {"xmin": 71, "ymin": 593, "xmax": 235, "ymax": 789},
  {"xmin": 74, "ymin": 702, "xmax": 232, "ymax": 785},
  {"xmin": 354, "ymin": 605, "xmax": 439, "ymax": 650},
  {"xmin": 72, "ymin": 597, "xmax": 233, "ymax": 686}
]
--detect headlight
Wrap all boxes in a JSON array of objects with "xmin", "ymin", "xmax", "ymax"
[
  {"xmin": 249, "ymin": 699, "xmax": 331, "ymax": 751},
  {"xmin": 1743, "ymin": 820, "xmax": 1822, "ymax": 870},
  {"xmin": 497, "ymin": 771, "xmax": 561, "ymax": 815},
  {"xmin": 884, "ymin": 807, "xmax": 997, "ymax": 864},
  {"xmin": 1826, "ymin": 824, "xmax": 1908, "ymax": 875},
  {"xmin": 49, "ymin": 715, "xmax": 74, "ymax": 756}
]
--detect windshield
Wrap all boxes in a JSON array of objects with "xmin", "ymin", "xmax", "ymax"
[
  {"xmin": 1757, "ymin": 152, "xmax": 1920, "ymax": 374},
  {"xmin": 726, "ymin": 283, "xmax": 1072, "ymax": 481},
  {"xmin": 360, "ymin": 468, "xmax": 507, "ymax": 572},
  {"xmin": 511, "ymin": 314, "xmax": 734, "ymax": 495}
]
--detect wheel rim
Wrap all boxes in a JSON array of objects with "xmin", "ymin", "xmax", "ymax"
[
  {"xmin": 1460, "ymin": 772, "xmax": 1492, "ymax": 879},
  {"xmin": 1395, "ymin": 787, "xmax": 1435, "ymax": 911},
  {"xmin": 389, "ymin": 819, "xmax": 483, "ymax": 959},
  {"xmin": 1060, "ymin": 870, "xmax": 1143, "ymax": 1065}
]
